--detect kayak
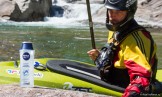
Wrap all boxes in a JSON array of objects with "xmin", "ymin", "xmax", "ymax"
[{"xmin": 0, "ymin": 58, "xmax": 162, "ymax": 97}]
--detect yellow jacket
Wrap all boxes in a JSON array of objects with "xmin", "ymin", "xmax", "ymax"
[{"xmin": 107, "ymin": 30, "xmax": 157, "ymax": 81}]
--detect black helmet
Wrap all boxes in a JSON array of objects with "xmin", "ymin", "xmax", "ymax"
[{"xmin": 105, "ymin": 0, "xmax": 137, "ymax": 31}]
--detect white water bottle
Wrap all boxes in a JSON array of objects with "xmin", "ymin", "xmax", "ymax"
[{"xmin": 20, "ymin": 42, "xmax": 34, "ymax": 87}]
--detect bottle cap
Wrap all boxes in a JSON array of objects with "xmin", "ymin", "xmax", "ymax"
[{"xmin": 20, "ymin": 42, "xmax": 33, "ymax": 50}]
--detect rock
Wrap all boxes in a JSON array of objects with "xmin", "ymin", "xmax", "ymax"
[
  {"xmin": 0, "ymin": 0, "xmax": 15, "ymax": 20},
  {"xmin": 91, "ymin": 0, "xmax": 162, "ymax": 28},
  {"xmin": 50, "ymin": 5, "xmax": 64, "ymax": 17},
  {"xmin": 135, "ymin": 0, "xmax": 162, "ymax": 27},
  {"xmin": 139, "ymin": 0, "xmax": 151, "ymax": 6},
  {"xmin": 63, "ymin": 0, "xmax": 105, "ymax": 4},
  {"xmin": 0, "ymin": 0, "xmax": 52, "ymax": 21},
  {"xmin": 0, "ymin": 84, "xmax": 112, "ymax": 97}
]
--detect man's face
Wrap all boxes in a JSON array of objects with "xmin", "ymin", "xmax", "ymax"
[{"xmin": 108, "ymin": 9, "xmax": 127, "ymax": 25}]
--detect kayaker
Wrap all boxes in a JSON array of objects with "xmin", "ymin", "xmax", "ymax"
[{"xmin": 87, "ymin": 0, "xmax": 159, "ymax": 96}]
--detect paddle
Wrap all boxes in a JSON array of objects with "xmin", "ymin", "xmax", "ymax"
[{"xmin": 86, "ymin": 0, "xmax": 96, "ymax": 49}]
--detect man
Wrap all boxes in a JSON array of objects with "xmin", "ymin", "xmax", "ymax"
[{"xmin": 87, "ymin": 0, "xmax": 159, "ymax": 96}]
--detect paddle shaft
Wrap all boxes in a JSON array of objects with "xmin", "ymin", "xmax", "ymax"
[{"xmin": 86, "ymin": 0, "xmax": 96, "ymax": 49}]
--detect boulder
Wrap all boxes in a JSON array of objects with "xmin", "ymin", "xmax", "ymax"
[
  {"xmin": 137, "ymin": 0, "xmax": 162, "ymax": 22},
  {"xmin": 0, "ymin": 0, "xmax": 52, "ymax": 21},
  {"xmin": 0, "ymin": 0, "xmax": 15, "ymax": 20}
]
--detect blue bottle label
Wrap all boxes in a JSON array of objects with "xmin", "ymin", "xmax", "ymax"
[{"xmin": 22, "ymin": 52, "xmax": 30, "ymax": 60}]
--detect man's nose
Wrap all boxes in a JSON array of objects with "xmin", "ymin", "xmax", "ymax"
[{"xmin": 109, "ymin": 11, "xmax": 117, "ymax": 19}]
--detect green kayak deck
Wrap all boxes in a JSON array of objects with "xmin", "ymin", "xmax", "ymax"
[{"xmin": 0, "ymin": 58, "xmax": 161, "ymax": 97}]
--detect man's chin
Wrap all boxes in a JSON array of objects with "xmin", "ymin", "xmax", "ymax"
[{"xmin": 110, "ymin": 22, "xmax": 118, "ymax": 25}]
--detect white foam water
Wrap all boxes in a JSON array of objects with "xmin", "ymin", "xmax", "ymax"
[{"xmin": 0, "ymin": 0, "xmax": 162, "ymax": 28}]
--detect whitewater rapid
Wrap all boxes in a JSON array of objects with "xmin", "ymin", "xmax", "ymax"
[
  {"xmin": 0, "ymin": 0, "xmax": 103, "ymax": 28},
  {"xmin": 0, "ymin": 0, "xmax": 161, "ymax": 28}
]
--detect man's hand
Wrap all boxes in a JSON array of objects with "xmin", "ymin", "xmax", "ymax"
[{"xmin": 87, "ymin": 49, "xmax": 100, "ymax": 60}]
